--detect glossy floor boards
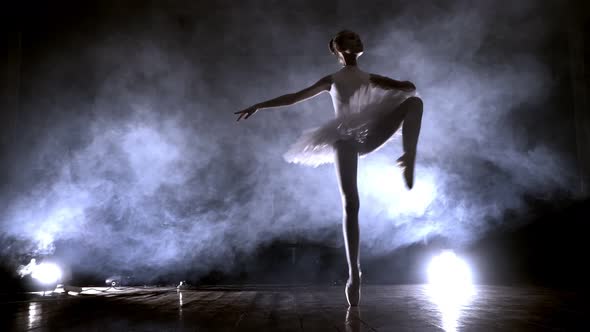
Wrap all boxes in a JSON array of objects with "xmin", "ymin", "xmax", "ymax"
[{"xmin": 2, "ymin": 284, "xmax": 586, "ymax": 331}]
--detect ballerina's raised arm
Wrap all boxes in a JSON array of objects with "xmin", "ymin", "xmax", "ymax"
[{"xmin": 234, "ymin": 75, "xmax": 333, "ymax": 121}]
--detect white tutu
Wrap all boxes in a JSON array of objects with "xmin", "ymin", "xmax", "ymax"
[{"xmin": 284, "ymin": 87, "xmax": 418, "ymax": 167}]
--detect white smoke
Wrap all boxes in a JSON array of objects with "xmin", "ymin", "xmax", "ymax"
[{"xmin": 0, "ymin": 0, "xmax": 576, "ymax": 279}]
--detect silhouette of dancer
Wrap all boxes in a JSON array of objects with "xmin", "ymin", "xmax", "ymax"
[{"xmin": 235, "ymin": 30, "xmax": 423, "ymax": 306}]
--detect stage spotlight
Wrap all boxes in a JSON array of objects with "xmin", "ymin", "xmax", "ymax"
[
  {"xmin": 426, "ymin": 251, "xmax": 476, "ymax": 332},
  {"xmin": 427, "ymin": 251, "xmax": 474, "ymax": 296},
  {"xmin": 18, "ymin": 259, "xmax": 63, "ymax": 293},
  {"xmin": 105, "ymin": 276, "xmax": 121, "ymax": 287},
  {"xmin": 31, "ymin": 262, "xmax": 62, "ymax": 285},
  {"xmin": 106, "ymin": 275, "xmax": 134, "ymax": 287}
]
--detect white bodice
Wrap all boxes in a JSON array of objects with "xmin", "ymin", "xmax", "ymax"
[{"xmin": 328, "ymin": 66, "xmax": 372, "ymax": 117}]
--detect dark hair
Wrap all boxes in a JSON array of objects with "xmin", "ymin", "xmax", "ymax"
[
  {"xmin": 329, "ymin": 38, "xmax": 336, "ymax": 54},
  {"xmin": 329, "ymin": 30, "xmax": 359, "ymax": 54}
]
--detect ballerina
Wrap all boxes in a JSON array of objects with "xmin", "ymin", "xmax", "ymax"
[{"xmin": 235, "ymin": 30, "xmax": 423, "ymax": 306}]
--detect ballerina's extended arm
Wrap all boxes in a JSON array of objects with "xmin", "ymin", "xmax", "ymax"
[
  {"xmin": 369, "ymin": 74, "xmax": 416, "ymax": 92},
  {"xmin": 235, "ymin": 75, "xmax": 332, "ymax": 121}
]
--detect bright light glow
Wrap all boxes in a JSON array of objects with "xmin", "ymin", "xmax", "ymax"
[
  {"xmin": 31, "ymin": 262, "xmax": 62, "ymax": 285},
  {"xmin": 428, "ymin": 251, "xmax": 473, "ymax": 289},
  {"xmin": 361, "ymin": 161, "xmax": 437, "ymax": 219},
  {"xmin": 28, "ymin": 302, "xmax": 40, "ymax": 329},
  {"xmin": 178, "ymin": 290, "xmax": 184, "ymax": 319},
  {"xmin": 19, "ymin": 259, "xmax": 62, "ymax": 285},
  {"xmin": 426, "ymin": 251, "xmax": 476, "ymax": 332}
]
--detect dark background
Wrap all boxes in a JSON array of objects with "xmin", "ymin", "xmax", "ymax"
[{"xmin": 0, "ymin": 0, "xmax": 589, "ymax": 290}]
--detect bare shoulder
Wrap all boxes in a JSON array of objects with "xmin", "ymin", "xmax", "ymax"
[
  {"xmin": 369, "ymin": 73, "xmax": 416, "ymax": 92},
  {"xmin": 318, "ymin": 74, "xmax": 333, "ymax": 85},
  {"xmin": 369, "ymin": 73, "xmax": 393, "ymax": 84},
  {"xmin": 311, "ymin": 74, "xmax": 333, "ymax": 92}
]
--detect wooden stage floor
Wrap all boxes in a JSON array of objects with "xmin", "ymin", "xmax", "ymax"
[{"xmin": 1, "ymin": 284, "xmax": 586, "ymax": 331}]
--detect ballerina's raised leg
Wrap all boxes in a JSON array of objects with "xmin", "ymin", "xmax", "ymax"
[{"xmin": 359, "ymin": 96, "xmax": 423, "ymax": 189}]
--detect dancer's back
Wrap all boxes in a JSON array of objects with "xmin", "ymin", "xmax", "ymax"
[{"xmin": 329, "ymin": 66, "xmax": 371, "ymax": 117}]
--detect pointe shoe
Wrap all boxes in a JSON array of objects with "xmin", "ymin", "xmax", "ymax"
[
  {"xmin": 345, "ymin": 273, "xmax": 362, "ymax": 307},
  {"xmin": 345, "ymin": 306, "xmax": 361, "ymax": 332},
  {"xmin": 396, "ymin": 152, "xmax": 415, "ymax": 189}
]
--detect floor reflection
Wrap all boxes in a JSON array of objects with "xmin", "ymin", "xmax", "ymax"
[
  {"xmin": 8, "ymin": 285, "xmax": 581, "ymax": 331},
  {"xmin": 345, "ymin": 306, "xmax": 361, "ymax": 332},
  {"xmin": 178, "ymin": 290, "xmax": 183, "ymax": 320},
  {"xmin": 426, "ymin": 284, "xmax": 477, "ymax": 332},
  {"xmin": 28, "ymin": 301, "xmax": 41, "ymax": 330}
]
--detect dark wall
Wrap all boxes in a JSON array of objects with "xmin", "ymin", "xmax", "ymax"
[{"xmin": 568, "ymin": 0, "xmax": 590, "ymax": 194}]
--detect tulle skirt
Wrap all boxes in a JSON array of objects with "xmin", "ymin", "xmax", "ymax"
[{"xmin": 284, "ymin": 89, "xmax": 417, "ymax": 167}]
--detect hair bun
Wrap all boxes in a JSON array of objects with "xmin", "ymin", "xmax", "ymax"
[{"xmin": 329, "ymin": 38, "xmax": 336, "ymax": 54}]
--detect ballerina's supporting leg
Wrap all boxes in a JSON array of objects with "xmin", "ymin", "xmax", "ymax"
[
  {"xmin": 334, "ymin": 140, "xmax": 361, "ymax": 307},
  {"xmin": 345, "ymin": 306, "xmax": 361, "ymax": 332},
  {"xmin": 359, "ymin": 96, "xmax": 424, "ymax": 189}
]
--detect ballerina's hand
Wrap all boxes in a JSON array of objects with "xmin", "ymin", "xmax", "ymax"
[{"xmin": 234, "ymin": 106, "xmax": 258, "ymax": 121}]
